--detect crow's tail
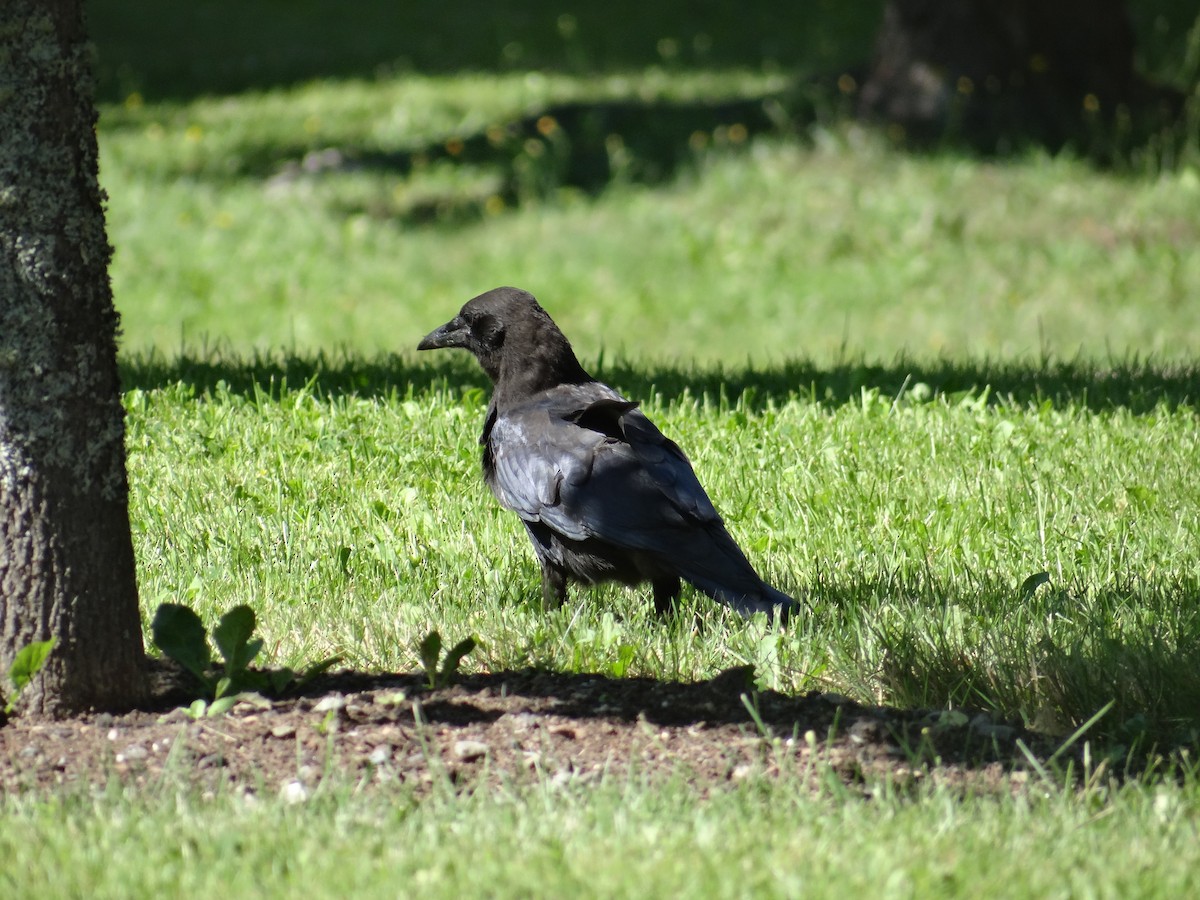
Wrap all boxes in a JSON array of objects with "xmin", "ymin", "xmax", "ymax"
[
  {"xmin": 686, "ymin": 573, "xmax": 798, "ymax": 624},
  {"xmin": 726, "ymin": 581, "xmax": 798, "ymax": 624},
  {"xmin": 668, "ymin": 525, "xmax": 798, "ymax": 623}
]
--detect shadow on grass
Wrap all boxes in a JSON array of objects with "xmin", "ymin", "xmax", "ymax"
[
  {"xmin": 259, "ymin": 568, "xmax": 1198, "ymax": 760},
  {"xmin": 89, "ymin": 0, "xmax": 881, "ymax": 103},
  {"xmin": 808, "ymin": 568, "xmax": 1200, "ymax": 752},
  {"xmin": 90, "ymin": 1, "xmax": 1197, "ymax": 229},
  {"xmin": 273, "ymin": 92, "xmax": 823, "ymax": 226},
  {"xmin": 222, "ymin": 664, "xmax": 1060, "ymax": 776},
  {"xmin": 89, "ymin": 3, "xmax": 876, "ymax": 226},
  {"xmin": 120, "ymin": 350, "xmax": 1199, "ymax": 414},
  {"xmin": 109, "ymin": 86, "xmax": 838, "ymax": 227}
]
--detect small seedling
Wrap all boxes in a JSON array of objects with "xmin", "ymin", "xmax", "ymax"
[
  {"xmin": 2, "ymin": 638, "xmax": 56, "ymax": 715},
  {"xmin": 417, "ymin": 630, "xmax": 479, "ymax": 689},
  {"xmin": 609, "ymin": 643, "xmax": 636, "ymax": 678},
  {"xmin": 152, "ymin": 602, "xmax": 341, "ymax": 711},
  {"xmin": 185, "ymin": 696, "xmax": 240, "ymax": 719}
]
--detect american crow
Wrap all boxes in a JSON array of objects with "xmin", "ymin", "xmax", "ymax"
[{"xmin": 418, "ymin": 286, "xmax": 796, "ymax": 621}]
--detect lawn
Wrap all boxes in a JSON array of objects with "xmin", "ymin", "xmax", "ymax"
[{"xmin": 4, "ymin": 2, "xmax": 1200, "ymax": 897}]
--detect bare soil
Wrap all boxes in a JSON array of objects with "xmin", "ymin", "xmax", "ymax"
[{"xmin": 0, "ymin": 664, "xmax": 1058, "ymax": 800}]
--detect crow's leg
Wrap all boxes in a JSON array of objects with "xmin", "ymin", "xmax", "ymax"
[
  {"xmin": 540, "ymin": 564, "xmax": 568, "ymax": 611},
  {"xmin": 524, "ymin": 522, "xmax": 567, "ymax": 612},
  {"xmin": 652, "ymin": 575, "xmax": 681, "ymax": 617}
]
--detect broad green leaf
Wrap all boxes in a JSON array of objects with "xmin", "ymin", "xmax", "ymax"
[
  {"xmin": 206, "ymin": 695, "xmax": 240, "ymax": 717},
  {"xmin": 268, "ymin": 668, "xmax": 297, "ymax": 694},
  {"xmin": 213, "ymin": 605, "xmax": 260, "ymax": 673},
  {"xmin": 438, "ymin": 636, "xmax": 478, "ymax": 685},
  {"xmin": 151, "ymin": 603, "xmax": 211, "ymax": 682},
  {"xmin": 9, "ymin": 638, "xmax": 56, "ymax": 692},
  {"xmin": 418, "ymin": 631, "xmax": 442, "ymax": 686}
]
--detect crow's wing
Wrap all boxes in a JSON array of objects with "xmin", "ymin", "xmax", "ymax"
[
  {"xmin": 486, "ymin": 383, "xmax": 712, "ymax": 534},
  {"xmin": 485, "ymin": 383, "xmax": 782, "ymax": 612}
]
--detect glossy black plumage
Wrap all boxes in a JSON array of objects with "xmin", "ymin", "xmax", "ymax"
[{"xmin": 418, "ymin": 286, "xmax": 796, "ymax": 620}]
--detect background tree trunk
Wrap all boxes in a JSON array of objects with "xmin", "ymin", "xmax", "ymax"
[
  {"xmin": 857, "ymin": 0, "xmax": 1182, "ymax": 152},
  {"xmin": 0, "ymin": 0, "xmax": 146, "ymax": 716}
]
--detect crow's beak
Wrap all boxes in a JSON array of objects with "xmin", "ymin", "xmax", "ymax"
[{"xmin": 417, "ymin": 316, "xmax": 469, "ymax": 351}]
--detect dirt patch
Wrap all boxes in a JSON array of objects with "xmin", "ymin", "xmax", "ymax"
[{"xmin": 0, "ymin": 666, "xmax": 1053, "ymax": 799}]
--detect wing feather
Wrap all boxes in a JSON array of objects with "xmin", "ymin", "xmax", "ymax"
[{"xmin": 485, "ymin": 383, "xmax": 722, "ymax": 549}]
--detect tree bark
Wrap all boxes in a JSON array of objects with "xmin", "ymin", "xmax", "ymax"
[
  {"xmin": 857, "ymin": 0, "xmax": 1181, "ymax": 152},
  {"xmin": 0, "ymin": 0, "xmax": 146, "ymax": 716}
]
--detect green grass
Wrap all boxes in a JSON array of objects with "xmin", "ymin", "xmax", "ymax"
[
  {"xmin": 7, "ymin": 772, "xmax": 1200, "ymax": 898},
  {"xmin": 9, "ymin": 3, "xmax": 1200, "ymax": 895},
  {"xmin": 102, "ymin": 109, "xmax": 1200, "ymax": 361},
  {"xmin": 96, "ymin": 8, "xmax": 1200, "ymax": 362},
  {"xmin": 119, "ymin": 356, "xmax": 1200, "ymax": 745}
]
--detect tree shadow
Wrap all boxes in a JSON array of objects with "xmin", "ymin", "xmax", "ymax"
[
  {"xmin": 143, "ymin": 663, "xmax": 1059, "ymax": 775},
  {"xmin": 133, "ymin": 568, "xmax": 1200, "ymax": 776},
  {"xmin": 104, "ymin": 81, "xmax": 838, "ymax": 227},
  {"xmin": 802, "ymin": 568, "xmax": 1200, "ymax": 750},
  {"xmin": 91, "ymin": 2, "xmax": 1196, "ymax": 235},
  {"xmin": 286, "ymin": 567, "xmax": 1200, "ymax": 756},
  {"xmin": 270, "ymin": 91, "xmax": 823, "ymax": 226},
  {"xmin": 88, "ymin": 3, "xmax": 879, "ymax": 219},
  {"xmin": 120, "ymin": 350, "xmax": 1199, "ymax": 415},
  {"xmin": 89, "ymin": 0, "xmax": 881, "ymax": 103}
]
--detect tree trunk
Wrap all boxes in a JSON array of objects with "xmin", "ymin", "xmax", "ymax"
[
  {"xmin": 857, "ymin": 0, "xmax": 1181, "ymax": 152},
  {"xmin": 0, "ymin": 0, "xmax": 146, "ymax": 716}
]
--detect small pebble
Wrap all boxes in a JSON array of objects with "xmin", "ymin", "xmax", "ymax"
[
  {"xmin": 453, "ymin": 739, "xmax": 489, "ymax": 762},
  {"xmin": 373, "ymin": 691, "xmax": 408, "ymax": 706},
  {"xmin": 280, "ymin": 780, "xmax": 308, "ymax": 805},
  {"xmin": 848, "ymin": 718, "xmax": 882, "ymax": 744},
  {"xmin": 312, "ymin": 695, "xmax": 345, "ymax": 713}
]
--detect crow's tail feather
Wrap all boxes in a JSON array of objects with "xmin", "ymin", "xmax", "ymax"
[{"xmin": 687, "ymin": 575, "xmax": 798, "ymax": 624}]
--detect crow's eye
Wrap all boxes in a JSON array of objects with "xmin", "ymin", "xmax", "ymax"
[{"xmin": 473, "ymin": 314, "xmax": 504, "ymax": 349}]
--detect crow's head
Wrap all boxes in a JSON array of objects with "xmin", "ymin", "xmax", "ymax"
[{"xmin": 418, "ymin": 287, "xmax": 589, "ymax": 393}]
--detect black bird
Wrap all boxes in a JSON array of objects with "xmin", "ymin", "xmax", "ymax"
[{"xmin": 417, "ymin": 287, "xmax": 796, "ymax": 621}]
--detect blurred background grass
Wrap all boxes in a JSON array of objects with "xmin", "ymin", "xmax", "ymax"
[
  {"xmin": 89, "ymin": 1, "xmax": 1198, "ymax": 101},
  {"xmin": 89, "ymin": 1, "xmax": 882, "ymax": 101},
  {"xmin": 90, "ymin": 2, "xmax": 1200, "ymax": 364}
]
